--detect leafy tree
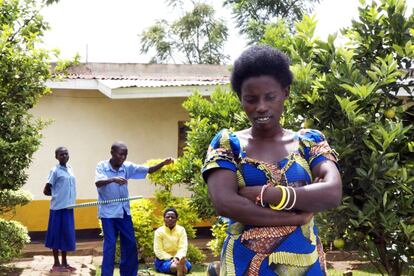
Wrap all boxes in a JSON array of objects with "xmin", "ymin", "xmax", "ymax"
[
  {"xmin": 0, "ymin": 0, "xmax": 69, "ymax": 262},
  {"xmin": 140, "ymin": 1, "xmax": 229, "ymax": 64},
  {"xmin": 262, "ymin": 0, "xmax": 414, "ymax": 274},
  {"xmin": 180, "ymin": 88, "xmax": 249, "ymax": 218},
  {"xmin": 223, "ymin": 0, "xmax": 320, "ymax": 43}
]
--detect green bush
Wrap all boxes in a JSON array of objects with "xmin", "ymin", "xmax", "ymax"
[
  {"xmin": 0, "ymin": 190, "xmax": 32, "ymax": 215},
  {"xmin": 180, "ymin": 89, "xmax": 250, "ymax": 219},
  {"xmin": 0, "ymin": 0, "xmax": 61, "ymax": 260},
  {"xmin": 0, "ymin": 219, "xmax": 30, "ymax": 263},
  {"xmin": 207, "ymin": 218, "xmax": 228, "ymax": 257},
  {"xmin": 130, "ymin": 199, "xmax": 161, "ymax": 261},
  {"xmin": 187, "ymin": 243, "xmax": 205, "ymax": 264}
]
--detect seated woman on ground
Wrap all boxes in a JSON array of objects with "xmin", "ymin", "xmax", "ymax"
[{"xmin": 154, "ymin": 208, "xmax": 192, "ymax": 276}]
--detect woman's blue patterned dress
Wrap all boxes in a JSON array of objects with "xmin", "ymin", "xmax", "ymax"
[{"xmin": 202, "ymin": 128, "xmax": 338, "ymax": 276}]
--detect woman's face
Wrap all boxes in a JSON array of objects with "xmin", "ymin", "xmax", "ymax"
[
  {"xmin": 240, "ymin": 75, "xmax": 288, "ymax": 131},
  {"xmin": 164, "ymin": 211, "xmax": 177, "ymax": 228}
]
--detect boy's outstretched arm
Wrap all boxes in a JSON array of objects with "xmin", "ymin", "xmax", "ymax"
[{"xmin": 148, "ymin": 158, "xmax": 174, "ymax": 173}]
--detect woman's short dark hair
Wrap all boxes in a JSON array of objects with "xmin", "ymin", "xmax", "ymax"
[
  {"xmin": 231, "ymin": 45, "xmax": 293, "ymax": 98},
  {"xmin": 163, "ymin": 207, "xmax": 178, "ymax": 219}
]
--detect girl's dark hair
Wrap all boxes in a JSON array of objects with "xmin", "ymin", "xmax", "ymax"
[
  {"xmin": 55, "ymin": 146, "xmax": 67, "ymax": 156},
  {"xmin": 163, "ymin": 207, "xmax": 178, "ymax": 219},
  {"xmin": 231, "ymin": 45, "xmax": 293, "ymax": 98}
]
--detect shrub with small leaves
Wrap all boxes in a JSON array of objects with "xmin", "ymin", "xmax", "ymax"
[
  {"xmin": 0, "ymin": 0, "xmax": 61, "ymax": 260},
  {"xmin": 0, "ymin": 190, "xmax": 32, "ymax": 215},
  {"xmin": 0, "ymin": 219, "xmax": 30, "ymax": 263},
  {"xmin": 130, "ymin": 199, "xmax": 161, "ymax": 260},
  {"xmin": 207, "ymin": 218, "xmax": 228, "ymax": 257},
  {"xmin": 187, "ymin": 243, "xmax": 205, "ymax": 264}
]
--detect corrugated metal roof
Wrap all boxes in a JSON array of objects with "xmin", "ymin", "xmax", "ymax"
[
  {"xmin": 48, "ymin": 63, "xmax": 231, "ymax": 99},
  {"xmin": 64, "ymin": 74, "xmax": 228, "ymax": 81},
  {"xmin": 98, "ymin": 79, "xmax": 228, "ymax": 89},
  {"xmin": 53, "ymin": 63, "xmax": 231, "ymax": 89}
]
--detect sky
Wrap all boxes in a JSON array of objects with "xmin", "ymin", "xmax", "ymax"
[{"xmin": 39, "ymin": 0, "xmax": 363, "ymax": 64}]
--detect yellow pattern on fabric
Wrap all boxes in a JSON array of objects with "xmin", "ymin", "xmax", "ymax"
[
  {"xmin": 222, "ymin": 235, "xmax": 238, "ymax": 276},
  {"xmin": 275, "ymin": 264, "xmax": 309, "ymax": 276},
  {"xmin": 268, "ymin": 249, "xmax": 319, "ymax": 267},
  {"xmin": 220, "ymin": 129, "xmax": 231, "ymax": 150},
  {"xmin": 301, "ymin": 219, "xmax": 317, "ymax": 245},
  {"xmin": 228, "ymin": 222, "xmax": 245, "ymax": 235},
  {"xmin": 236, "ymin": 170, "xmax": 246, "ymax": 188},
  {"xmin": 202, "ymin": 161, "xmax": 221, "ymax": 172}
]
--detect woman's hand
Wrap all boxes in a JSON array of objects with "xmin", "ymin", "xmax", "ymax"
[{"xmin": 238, "ymin": 186, "xmax": 262, "ymax": 203}]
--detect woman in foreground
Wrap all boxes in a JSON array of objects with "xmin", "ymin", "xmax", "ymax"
[{"xmin": 202, "ymin": 45, "xmax": 342, "ymax": 276}]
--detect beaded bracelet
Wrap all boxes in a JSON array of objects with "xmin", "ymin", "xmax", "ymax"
[
  {"xmin": 256, "ymin": 183, "xmax": 271, "ymax": 207},
  {"xmin": 285, "ymin": 186, "xmax": 297, "ymax": 210},
  {"xmin": 269, "ymin": 185, "xmax": 287, "ymax": 210}
]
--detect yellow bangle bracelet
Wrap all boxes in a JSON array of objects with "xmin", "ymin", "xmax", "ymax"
[{"xmin": 269, "ymin": 185, "xmax": 287, "ymax": 210}]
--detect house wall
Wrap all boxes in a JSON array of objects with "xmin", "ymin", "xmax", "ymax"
[{"xmin": 13, "ymin": 89, "xmax": 191, "ymax": 231}]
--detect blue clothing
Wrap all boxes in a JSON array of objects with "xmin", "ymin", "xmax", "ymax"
[
  {"xmin": 47, "ymin": 164, "xmax": 76, "ymax": 210},
  {"xmin": 95, "ymin": 160, "xmax": 148, "ymax": 218},
  {"xmin": 154, "ymin": 258, "xmax": 192, "ymax": 274},
  {"xmin": 45, "ymin": 209, "xmax": 76, "ymax": 251},
  {"xmin": 202, "ymin": 129, "xmax": 338, "ymax": 275},
  {"xmin": 101, "ymin": 211, "xmax": 138, "ymax": 276},
  {"xmin": 96, "ymin": 160, "xmax": 148, "ymax": 276}
]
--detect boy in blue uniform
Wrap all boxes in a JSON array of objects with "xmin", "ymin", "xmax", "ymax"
[
  {"xmin": 95, "ymin": 141, "xmax": 173, "ymax": 276},
  {"xmin": 43, "ymin": 146, "xmax": 77, "ymax": 273}
]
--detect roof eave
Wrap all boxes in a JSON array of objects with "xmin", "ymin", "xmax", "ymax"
[{"xmin": 45, "ymin": 79, "xmax": 229, "ymax": 99}]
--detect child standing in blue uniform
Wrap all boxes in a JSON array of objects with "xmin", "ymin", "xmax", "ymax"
[{"xmin": 43, "ymin": 146, "xmax": 77, "ymax": 273}]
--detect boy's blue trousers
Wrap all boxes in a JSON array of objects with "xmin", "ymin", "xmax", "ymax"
[{"xmin": 101, "ymin": 210, "xmax": 138, "ymax": 276}]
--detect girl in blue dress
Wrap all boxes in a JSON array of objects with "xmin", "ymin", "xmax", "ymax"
[
  {"xmin": 202, "ymin": 45, "xmax": 342, "ymax": 276},
  {"xmin": 44, "ymin": 147, "xmax": 77, "ymax": 273}
]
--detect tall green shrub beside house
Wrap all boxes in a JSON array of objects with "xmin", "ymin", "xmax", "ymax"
[
  {"xmin": 0, "ymin": 0, "xmax": 75, "ymax": 262},
  {"xmin": 0, "ymin": 0, "xmax": 51, "ymax": 262},
  {"xmin": 179, "ymin": 88, "xmax": 250, "ymax": 219}
]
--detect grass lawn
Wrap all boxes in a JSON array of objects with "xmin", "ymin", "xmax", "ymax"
[{"xmin": 93, "ymin": 263, "xmax": 384, "ymax": 276}]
